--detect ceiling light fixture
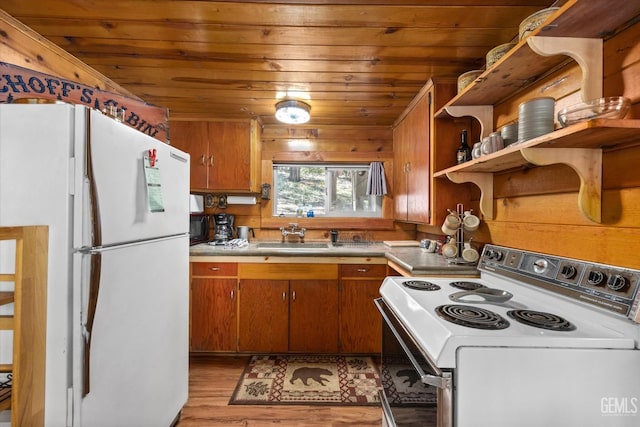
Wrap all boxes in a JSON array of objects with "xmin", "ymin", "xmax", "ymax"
[{"xmin": 275, "ymin": 100, "xmax": 311, "ymax": 124}]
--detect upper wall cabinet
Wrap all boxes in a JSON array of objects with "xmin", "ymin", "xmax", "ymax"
[
  {"xmin": 433, "ymin": 0, "xmax": 640, "ymax": 224},
  {"xmin": 170, "ymin": 120, "xmax": 262, "ymax": 193},
  {"xmin": 393, "ymin": 85, "xmax": 431, "ymax": 224},
  {"xmin": 393, "ymin": 78, "xmax": 475, "ymax": 225}
]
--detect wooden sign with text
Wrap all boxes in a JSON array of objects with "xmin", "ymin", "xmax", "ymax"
[{"xmin": 0, "ymin": 62, "xmax": 169, "ymax": 142}]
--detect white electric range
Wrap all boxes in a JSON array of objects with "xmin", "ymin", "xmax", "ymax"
[{"xmin": 376, "ymin": 244, "xmax": 640, "ymax": 427}]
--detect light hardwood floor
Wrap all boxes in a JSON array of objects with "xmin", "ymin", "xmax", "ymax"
[{"xmin": 177, "ymin": 355, "xmax": 383, "ymax": 427}]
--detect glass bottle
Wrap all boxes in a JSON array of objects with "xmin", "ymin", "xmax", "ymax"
[{"xmin": 456, "ymin": 129, "xmax": 472, "ymax": 164}]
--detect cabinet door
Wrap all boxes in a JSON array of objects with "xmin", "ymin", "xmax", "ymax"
[
  {"xmin": 170, "ymin": 121, "xmax": 210, "ymax": 190},
  {"xmin": 190, "ymin": 277, "xmax": 237, "ymax": 352},
  {"xmin": 405, "ymin": 89, "xmax": 431, "ymax": 223},
  {"xmin": 393, "ymin": 89, "xmax": 430, "ymax": 223},
  {"xmin": 208, "ymin": 121, "xmax": 256, "ymax": 192},
  {"xmin": 339, "ymin": 279, "xmax": 382, "ymax": 353},
  {"xmin": 393, "ymin": 122, "xmax": 409, "ymax": 221},
  {"xmin": 238, "ymin": 279, "xmax": 289, "ymax": 352},
  {"xmin": 289, "ymin": 280, "xmax": 339, "ymax": 353}
]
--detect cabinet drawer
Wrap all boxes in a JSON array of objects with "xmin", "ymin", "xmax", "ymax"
[
  {"xmin": 239, "ymin": 263, "xmax": 338, "ymax": 280},
  {"xmin": 192, "ymin": 262, "xmax": 237, "ymax": 277},
  {"xmin": 339, "ymin": 264, "xmax": 387, "ymax": 278}
]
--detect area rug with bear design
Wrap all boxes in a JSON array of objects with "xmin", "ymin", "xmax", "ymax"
[{"xmin": 229, "ymin": 355, "xmax": 382, "ymax": 406}]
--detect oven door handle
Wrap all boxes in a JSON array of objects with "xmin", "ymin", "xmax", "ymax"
[
  {"xmin": 378, "ymin": 389, "xmax": 397, "ymax": 427},
  {"xmin": 375, "ymin": 298, "xmax": 451, "ymax": 390}
]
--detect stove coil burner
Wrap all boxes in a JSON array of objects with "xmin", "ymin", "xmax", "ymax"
[
  {"xmin": 402, "ymin": 280, "xmax": 441, "ymax": 291},
  {"xmin": 507, "ymin": 310, "xmax": 575, "ymax": 331},
  {"xmin": 450, "ymin": 281, "xmax": 486, "ymax": 291},
  {"xmin": 436, "ymin": 304, "xmax": 510, "ymax": 330}
]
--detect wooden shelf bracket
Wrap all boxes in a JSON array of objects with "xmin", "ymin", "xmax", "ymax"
[
  {"xmin": 445, "ymin": 171, "xmax": 494, "ymax": 220},
  {"xmin": 520, "ymin": 147, "xmax": 602, "ymax": 223},
  {"xmin": 527, "ymin": 36, "xmax": 603, "ymax": 102},
  {"xmin": 443, "ymin": 105, "xmax": 494, "ymax": 140}
]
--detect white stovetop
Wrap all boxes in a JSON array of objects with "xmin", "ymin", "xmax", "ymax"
[{"xmin": 380, "ymin": 274, "xmax": 639, "ymax": 369}]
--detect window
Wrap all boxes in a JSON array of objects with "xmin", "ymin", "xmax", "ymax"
[{"xmin": 272, "ymin": 164, "xmax": 383, "ymax": 217}]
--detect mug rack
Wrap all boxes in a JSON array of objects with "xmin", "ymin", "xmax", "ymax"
[{"xmin": 445, "ymin": 203, "xmax": 478, "ymax": 265}]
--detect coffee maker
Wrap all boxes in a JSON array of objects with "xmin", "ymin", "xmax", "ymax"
[{"xmin": 212, "ymin": 213, "xmax": 235, "ymax": 245}]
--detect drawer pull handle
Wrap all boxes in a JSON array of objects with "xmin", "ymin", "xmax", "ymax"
[
  {"xmin": 292, "ymin": 290, "xmax": 296, "ymax": 301},
  {"xmin": 209, "ymin": 267, "xmax": 221, "ymax": 271},
  {"xmin": 357, "ymin": 268, "xmax": 369, "ymax": 273},
  {"xmin": 230, "ymin": 289, "xmax": 235, "ymax": 300}
]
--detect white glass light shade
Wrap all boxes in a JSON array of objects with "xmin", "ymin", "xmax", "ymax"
[{"xmin": 275, "ymin": 100, "xmax": 311, "ymax": 124}]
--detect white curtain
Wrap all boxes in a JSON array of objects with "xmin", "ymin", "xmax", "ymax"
[{"xmin": 366, "ymin": 161, "xmax": 387, "ymax": 196}]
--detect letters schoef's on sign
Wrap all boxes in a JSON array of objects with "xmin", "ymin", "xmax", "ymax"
[{"xmin": 0, "ymin": 62, "xmax": 170, "ymax": 143}]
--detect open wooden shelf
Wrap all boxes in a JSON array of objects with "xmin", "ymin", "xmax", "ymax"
[
  {"xmin": 435, "ymin": 0, "xmax": 640, "ymax": 117},
  {"xmin": 434, "ymin": 120, "xmax": 640, "ymax": 223},
  {"xmin": 432, "ymin": 0, "xmax": 640, "ymax": 223},
  {"xmin": 434, "ymin": 119, "xmax": 640, "ymax": 176}
]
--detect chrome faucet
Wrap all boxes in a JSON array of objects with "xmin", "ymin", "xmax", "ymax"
[{"xmin": 280, "ymin": 223, "xmax": 306, "ymax": 242}]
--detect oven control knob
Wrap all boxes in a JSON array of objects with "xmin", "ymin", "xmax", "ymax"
[
  {"xmin": 560, "ymin": 265, "xmax": 577, "ymax": 279},
  {"xmin": 607, "ymin": 274, "xmax": 627, "ymax": 291},
  {"xmin": 486, "ymin": 250, "xmax": 503, "ymax": 261},
  {"xmin": 587, "ymin": 270, "xmax": 606, "ymax": 286},
  {"xmin": 533, "ymin": 259, "xmax": 548, "ymax": 274}
]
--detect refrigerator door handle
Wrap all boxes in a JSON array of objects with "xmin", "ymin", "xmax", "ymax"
[
  {"xmin": 79, "ymin": 233, "xmax": 188, "ymax": 254},
  {"xmin": 83, "ymin": 250, "xmax": 102, "ymax": 396}
]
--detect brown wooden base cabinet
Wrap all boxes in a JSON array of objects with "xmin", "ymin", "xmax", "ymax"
[
  {"xmin": 338, "ymin": 264, "xmax": 386, "ymax": 353},
  {"xmin": 238, "ymin": 278, "xmax": 339, "ymax": 353},
  {"xmin": 190, "ymin": 262, "xmax": 238, "ymax": 352},
  {"xmin": 190, "ymin": 261, "xmax": 385, "ymax": 355},
  {"xmin": 289, "ymin": 279, "xmax": 339, "ymax": 352},
  {"xmin": 237, "ymin": 279, "xmax": 289, "ymax": 353},
  {"xmin": 237, "ymin": 263, "xmax": 339, "ymax": 353}
]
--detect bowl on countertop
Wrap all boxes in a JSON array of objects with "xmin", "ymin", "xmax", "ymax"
[{"xmin": 557, "ymin": 96, "xmax": 631, "ymax": 127}]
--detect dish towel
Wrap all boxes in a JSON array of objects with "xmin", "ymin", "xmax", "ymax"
[{"xmin": 366, "ymin": 161, "xmax": 387, "ymax": 196}]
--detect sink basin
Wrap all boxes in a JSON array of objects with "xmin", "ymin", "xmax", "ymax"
[{"xmin": 256, "ymin": 242, "xmax": 329, "ymax": 250}]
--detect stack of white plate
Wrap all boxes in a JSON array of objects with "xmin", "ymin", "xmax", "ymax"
[{"xmin": 518, "ymin": 97, "xmax": 555, "ymax": 142}]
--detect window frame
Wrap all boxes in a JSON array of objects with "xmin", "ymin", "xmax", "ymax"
[
  {"xmin": 271, "ymin": 163, "xmax": 383, "ymax": 218},
  {"xmin": 259, "ymin": 157, "xmax": 394, "ymax": 231}
]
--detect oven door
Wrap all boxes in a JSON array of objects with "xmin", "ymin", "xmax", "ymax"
[{"xmin": 375, "ymin": 298, "xmax": 452, "ymax": 427}]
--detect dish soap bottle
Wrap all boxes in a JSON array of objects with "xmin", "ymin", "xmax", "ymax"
[{"xmin": 456, "ymin": 129, "xmax": 472, "ymax": 164}]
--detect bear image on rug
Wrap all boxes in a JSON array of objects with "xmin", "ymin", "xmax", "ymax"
[
  {"xmin": 290, "ymin": 367, "xmax": 333, "ymax": 386},
  {"xmin": 380, "ymin": 357, "xmax": 437, "ymax": 406},
  {"xmin": 229, "ymin": 355, "xmax": 381, "ymax": 406}
]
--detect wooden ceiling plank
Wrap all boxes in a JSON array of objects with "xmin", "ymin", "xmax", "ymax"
[
  {"xmin": 18, "ymin": 19, "xmax": 521, "ymax": 48},
  {"xmin": 3, "ymin": 2, "xmax": 548, "ymax": 28},
  {"xmin": 44, "ymin": 36, "xmax": 497, "ymax": 60}
]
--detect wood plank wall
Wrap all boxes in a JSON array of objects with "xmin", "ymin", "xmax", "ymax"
[
  {"xmin": 0, "ymin": 10, "xmax": 139, "ymax": 98},
  {"xmin": 257, "ymin": 124, "xmax": 412, "ymax": 243}
]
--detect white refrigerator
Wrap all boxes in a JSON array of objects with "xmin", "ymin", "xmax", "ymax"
[{"xmin": 0, "ymin": 104, "xmax": 190, "ymax": 426}]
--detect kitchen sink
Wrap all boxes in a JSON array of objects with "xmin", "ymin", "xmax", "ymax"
[{"xmin": 256, "ymin": 242, "xmax": 329, "ymax": 250}]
